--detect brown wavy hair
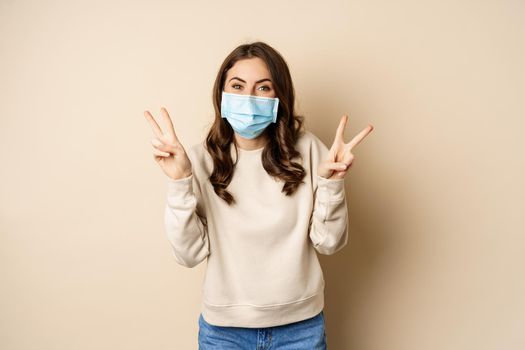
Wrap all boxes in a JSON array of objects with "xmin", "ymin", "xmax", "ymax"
[{"xmin": 205, "ymin": 41, "xmax": 307, "ymax": 205}]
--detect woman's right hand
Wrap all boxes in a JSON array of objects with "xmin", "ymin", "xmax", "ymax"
[{"xmin": 144, "ymin": 107, "xmax": 193, "ymax": 181}]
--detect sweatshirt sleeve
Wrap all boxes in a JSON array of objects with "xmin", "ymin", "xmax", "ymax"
[
  {"xmin": 307, "ymin": 132, "xmax": 349, "ymax": 255},
  {"xmin": 164, "ymin": 172, "xmax": 210, "ymax": 268},
  {"xmin": 309, "ymin": 175, "xmax": 349, "ymax": 255}
]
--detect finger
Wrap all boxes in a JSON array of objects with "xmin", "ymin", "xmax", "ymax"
[
  {"xmin": 327, "ymin": 144, "xmax": 337, "ymax": 162},
  {"xmin": 331, "ymin": 160, "xmax": 354, "ymax": 179},
  {"xmin": 153, "ymin": 141, "xmax": 177, "ymax": 154},
  {"xmin": 333, "ymin": 115, "xmax": 348, "ymax": 144},
  {"xmin": 151, "ymin": 136, "xmax": 175, "ymax": 149},
  {"xmin": 153, "ymin": 148, "xmax": 171, "ymax": 157},
  {"xmin": 324, "ymin": 162, "xmax": 349, "ymax": 172},
  {"xmin": 144, "ymin": 110, "xmax": 165, "ymax": 139},
  {"xmin": 160, "ymin": 107, "xmax": 179, "ymax": 143},
  {"xmin": 347, "ymin": 124, "xmax": 374, "ymax": 151},
  {"xmin": 339, "ymin": 150, "xmax": 355, "ymax": 165},
  {"xmin": 151, "ymin": 137, "xmax": 163, "ymax": 148}
]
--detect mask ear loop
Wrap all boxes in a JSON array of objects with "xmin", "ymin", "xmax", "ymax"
[{"xmin": 272, "ymin": 98, "xmax": 279, "ymax": 123}]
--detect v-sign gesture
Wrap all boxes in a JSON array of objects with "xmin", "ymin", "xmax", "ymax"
[
  {"xmin": 144, "ymin": 107, "xmax": 193, "ymax": 181},
  {"xmin": 318, "ymin": 115, "xmax": 374, "ymax": 180}
]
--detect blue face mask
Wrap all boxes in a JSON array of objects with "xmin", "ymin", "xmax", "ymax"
[{"xmin": 220, "ymin": 91, "xmax": 279, "ymax": 139}]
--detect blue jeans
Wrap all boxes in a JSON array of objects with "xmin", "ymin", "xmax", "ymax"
[{"xmin": 198, "ymin": 310, "xmax": 327, "ymax": 349}]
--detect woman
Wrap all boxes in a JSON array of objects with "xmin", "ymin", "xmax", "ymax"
[{"xmin": 144, "ymin": 41, "xmax": 373, "ymax": 349}]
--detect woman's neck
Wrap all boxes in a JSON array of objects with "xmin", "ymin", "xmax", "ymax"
[{"xmin": 234, "ymin": 133, "xmax": 268, "ymax": 150}]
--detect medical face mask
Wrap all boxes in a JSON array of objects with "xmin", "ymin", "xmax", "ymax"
[{"xmin": 220, "ymin": 91, "xmax": 279, "ymax": 139}]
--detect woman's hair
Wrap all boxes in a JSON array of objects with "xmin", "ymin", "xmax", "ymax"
[{"xmin": 206, "ymin": 41, "xmax": 306, "ymax": 205}]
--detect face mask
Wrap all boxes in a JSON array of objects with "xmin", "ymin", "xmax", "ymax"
[{"xmin": 220, "ymin": 91, "xmax": 279, "ymax": 139}]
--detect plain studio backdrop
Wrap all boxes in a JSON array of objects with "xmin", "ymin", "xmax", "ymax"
[{"xmin": 1, "ymin": 0, "xmax": 523, "ymax": 349}]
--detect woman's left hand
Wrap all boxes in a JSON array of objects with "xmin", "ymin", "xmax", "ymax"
[{"xmin": 318, "ymin": 115, "xmax": 374, "ymax": 180}]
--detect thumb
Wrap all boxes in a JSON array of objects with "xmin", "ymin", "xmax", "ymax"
[{"xmin": 318, "ymin": 160, "xmax": 348, "ymax": 178}]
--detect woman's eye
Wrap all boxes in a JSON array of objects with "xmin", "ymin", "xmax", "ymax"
[
  {"xmin": 232, "ymin": 84, "xmax": 242, "ymax": 89},
  {"xmin": 258, "ymin": 85, "xmax": 271, "ymax": 91}
]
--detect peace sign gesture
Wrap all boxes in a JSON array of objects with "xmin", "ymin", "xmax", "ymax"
[
  {"xmin": 318, "ymin": 115, "xmax": 374, "ymax": 180},
  {"xmin": 144, "ymin": 107, "xmax": 193, "ymax": 181}
]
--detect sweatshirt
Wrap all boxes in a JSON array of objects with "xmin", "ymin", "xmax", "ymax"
[{"xmin": 164, "ymin": 129, "xmax": 349, "ymax": 328}]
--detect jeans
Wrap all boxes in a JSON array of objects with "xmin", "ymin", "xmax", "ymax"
[{"xmin": 198, "ymin": 310, "xmax": 327, "ymax": 349}]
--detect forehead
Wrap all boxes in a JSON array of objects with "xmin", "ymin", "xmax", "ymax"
[{"xmin": 225, "ymin": 57, "xmax": 271, "ymax": 81}]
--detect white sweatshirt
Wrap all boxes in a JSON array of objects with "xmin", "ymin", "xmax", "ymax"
[{"xmin": 164, "ymin": 129, "xmax": 349, "ymax": 328}]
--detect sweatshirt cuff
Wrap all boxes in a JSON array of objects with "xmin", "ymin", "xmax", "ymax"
[
  {"xmin": 167, "ymin": 173, "xmax": 194, "ymax": 198},
  {"xmin": 316, "ymin": 174, "xmax": 345, "ymax": 202}
]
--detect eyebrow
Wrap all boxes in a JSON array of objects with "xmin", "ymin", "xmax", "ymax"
[{"xmin": 228, "ymin": 76, "xmax": 272, "ymax": 84}]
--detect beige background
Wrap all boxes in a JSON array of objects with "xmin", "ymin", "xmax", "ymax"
[{"xmin": 1, "ymin": 0, "xmax": 524, "ymax": 349}]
